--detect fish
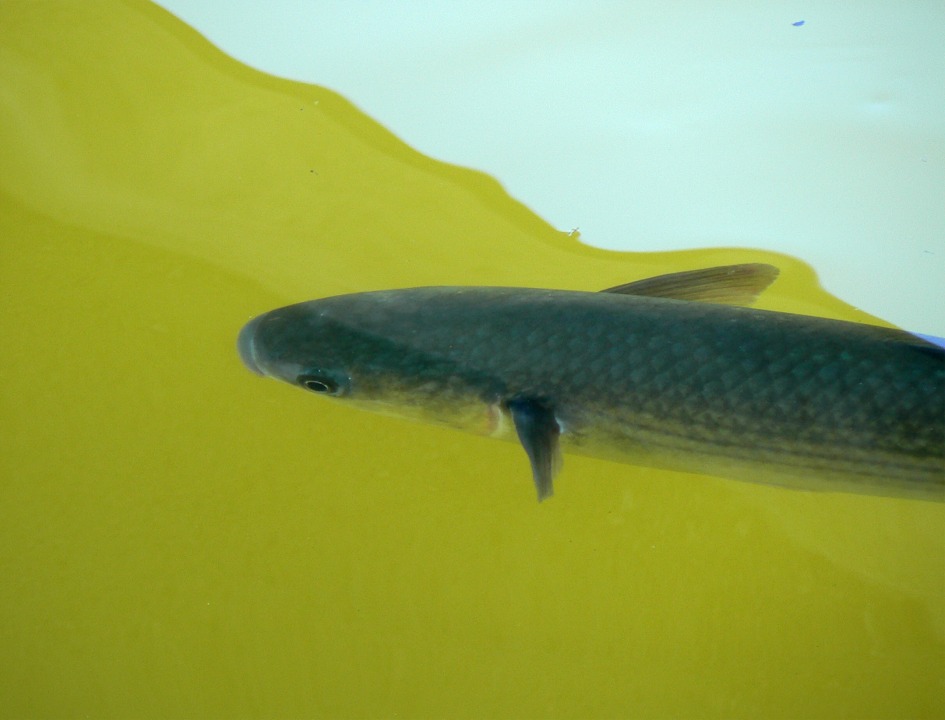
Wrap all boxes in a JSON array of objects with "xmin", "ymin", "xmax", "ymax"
[{"xmin": 237, "ymin": 264, "xmax": 945, "ymax": 503}]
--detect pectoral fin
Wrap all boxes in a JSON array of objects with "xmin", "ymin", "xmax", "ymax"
[{"xmin": 507, "ymin": 397, "xmax": 561, "ymax": 502}]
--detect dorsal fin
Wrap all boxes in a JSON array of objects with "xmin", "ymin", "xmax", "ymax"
[{"xmin": 601, "ymin": 263, "xmax": 780, "ymax": 307}]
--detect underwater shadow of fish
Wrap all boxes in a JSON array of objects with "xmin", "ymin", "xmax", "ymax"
[{"xmin": 238, "ymin": 264, "xmax": 945, "ymax": 503}]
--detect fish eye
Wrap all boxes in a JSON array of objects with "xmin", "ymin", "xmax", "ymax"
[
  {"xmin": 302, "ymin": 378, "xmax": 334, "ymax": 393},
  {"xmin": 297, "ymin": 373, "xmax": 347, "ymax": 396}
]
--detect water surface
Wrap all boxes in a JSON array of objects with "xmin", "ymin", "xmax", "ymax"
[{"xmin": 1, "ymin": 2, "xmax": 942, "ymax": 718}]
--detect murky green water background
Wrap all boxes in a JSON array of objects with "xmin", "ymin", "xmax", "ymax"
[{"xmin": 1, "ymin": 2, "xmax": 942, "ymax": 717}]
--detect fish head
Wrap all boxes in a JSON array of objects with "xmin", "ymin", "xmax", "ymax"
[
  {"xmin": 237, "ymin": 293, "xmax": 510, "ymax": 435},
  {"xmin": 238, "ymin": 302, "xmax": 358, "ymax": 396}
]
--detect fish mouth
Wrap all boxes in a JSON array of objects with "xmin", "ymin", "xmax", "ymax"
[{"xmin": 237, "ymin": 315, "xmax": 264, "ymax": 376}]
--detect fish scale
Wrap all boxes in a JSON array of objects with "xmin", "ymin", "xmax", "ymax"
[{"xmin": 239, "ymin": 268, "xmax": 945, "ymax": 502}]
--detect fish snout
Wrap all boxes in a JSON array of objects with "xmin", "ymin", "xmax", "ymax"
[{"xmin": 237, "ymin": 315, "xmax": 265, "ymax": 376}]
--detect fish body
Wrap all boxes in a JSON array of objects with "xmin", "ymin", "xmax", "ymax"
[{"xmin": 238, "ymin": 265, "xmax": 945, "ymax": 502}]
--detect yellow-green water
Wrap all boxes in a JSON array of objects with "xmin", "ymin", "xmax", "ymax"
[{"xmin": 1, "ymin": 1, "xmax": 942, "ymax": 717}]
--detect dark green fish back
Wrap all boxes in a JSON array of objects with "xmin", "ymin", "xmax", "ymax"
[{"xmin": 311, "ymin": 287, "xmax": 945, "ymax": 499}]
